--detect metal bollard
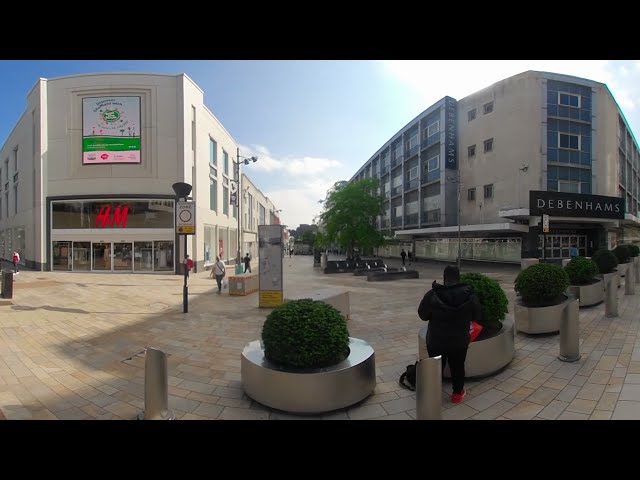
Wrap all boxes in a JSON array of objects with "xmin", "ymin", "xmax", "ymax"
[
  {"xmin": 604, "ymin": 273, "xmax": 618, "ymax": 318},
  {"xmin": 416, "ymin": 356, "xmax": 442, "ymax": 420},
  {"xmin": 138, "ymin": 348, "xmax": 175, "ymax": 420},
  {"xmin": 625, "ymin": 265, "xmax": 635, "ymax": 295},
  {"xmin": 635, "ymin": 258, "xmax": 640, "ymax": 285},
  {"xmin": 558, "ymin": 298, "xmax": 581, "ymax": 362}
]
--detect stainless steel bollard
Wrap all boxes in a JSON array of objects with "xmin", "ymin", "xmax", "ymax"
[
  {"xmin": 138, "ymin": 348, "xmax": 175, "ymax": 420},
  {"xmin": 416, "ymin": 356, "xmax": 442, "ymax": 420},
  {"xmin": 604, "ymin": 273, "xmax": 618, "ymax": 318},
  {"xmin": 558, "ymin": 298, "xmax": 581, "ymax": 362},
  {"xmin": 625, "ymin": 265, "xmax": 635, "ymax": 295}
]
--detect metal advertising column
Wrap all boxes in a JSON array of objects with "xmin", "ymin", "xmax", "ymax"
[{"xmin": 258, "ymin": 224, "xmax": 284, "ymax": 308}]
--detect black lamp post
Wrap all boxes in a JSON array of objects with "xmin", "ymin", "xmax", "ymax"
[
  {"xmin": 234, "ymin": 149, "xmax": 258, "ymax": 273},
  {"xmin": 172, "ymin": 181, "xmax": 192, "ymax": 314}
]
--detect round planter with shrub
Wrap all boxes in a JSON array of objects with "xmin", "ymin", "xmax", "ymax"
[
  {"xmin": 262, "ymin": 299, "xmax": 349, "ymax": 369},
  {"xmin": 613, "ymin": 245, "xmax": 631, "ymax": 265},
  {"xmin": 241, "ymin": 299, "xmax": 376, "ymax": 414},
  {"xmin": 628, "ymin": 244, "xmax": 640, "ymax": 258},
  {"xmin": 515, "ymin": 263, "xmax": 569, "ymax": 308},
  {"xmin": 565, "ymin": 256, "xmax": 599, "ymax": 286},
  {"xmin": 591, "ymin": 250, "xmax": 618, "ymax": 275},
  {"xmin": 460, "ymin": 272, "xmax": 508, "ymax": 335},
  {"xmin": 565, "ymin": 256, "xmax": 604, "ymax": 308},
  {"xmin": 514, "ymin": 263, "xmax": 574, "ymax": 334}
]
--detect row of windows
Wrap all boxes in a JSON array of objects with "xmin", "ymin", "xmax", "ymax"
[
  {"xmin": 467, "ymin": 101, "xmax": 494, "ymax": 122},
  {"xmin": 209, "ymin": 138, "xmax": 232, "ymax": 178},
  {"xmin": 468, "ymin": 138, "xmax": 493, "ymax": 157},
  {"xmin": 467, "ymin": 185, "xmax": 493, "ymax": 201}
]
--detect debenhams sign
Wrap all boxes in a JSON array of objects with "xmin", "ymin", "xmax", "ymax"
[{"xmin": 530, "ymin": 191, "xmax": 625, "ymax": 220}]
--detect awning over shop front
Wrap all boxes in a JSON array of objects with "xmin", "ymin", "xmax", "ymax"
[{"xmin": 394, "ymin": 222, "xmax": 528, "ymax": 240}]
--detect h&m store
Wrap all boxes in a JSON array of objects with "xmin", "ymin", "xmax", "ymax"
[{"xmin": 49, "ymin": 196, "xmax": 177, "ymax": 273}]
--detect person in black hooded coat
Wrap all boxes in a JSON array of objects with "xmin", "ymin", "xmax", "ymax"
[{"xmin": 417, "ymin": 266, "xmax": 481, "ymax": 403}]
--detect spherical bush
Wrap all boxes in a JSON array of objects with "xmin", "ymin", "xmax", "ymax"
[
  {"xmin": 613, "ymin": 245, "xmax": 631, "ymax": 264},
  {"xmin": 564, "ymin": 256, "xmax": 599, "ymax": 286},
  {"xmin": 460, "ymin": 272, "xmax": 508, "ymax": 332},
  {"xmin": 261, "ymin": 299, "xmax": 349, "ymax": 369},
  {"xmin": 628, "ymin": 244, "xmax": 640, "ymax": 258},
  {"xmin": 515, "ymin": 263, "xmax": 569, "ymax": 307},
  {"xmin": 592, "ymin": 250, "xmax": 618, "ymax": 274}
]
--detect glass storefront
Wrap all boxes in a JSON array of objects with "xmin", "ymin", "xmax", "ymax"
[{"xmin": 50, "ymin": 198, "xmax": 175, "ymax": 273}]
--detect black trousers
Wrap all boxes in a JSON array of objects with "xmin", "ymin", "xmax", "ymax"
[
  {"xmin": 427, "ymin": 344, "xmax": 468, "ymax": 394},
  {"xmin": 244, "ymin": 264, "xmax": 251, "ymax": 273},
  {"xmin": 215, "ymin": 274, "xmax": 223, "ymax": 292}
]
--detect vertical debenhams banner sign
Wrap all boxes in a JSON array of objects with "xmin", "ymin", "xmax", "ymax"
[
  {"xmin": 529, "ymin": 191, "xmax": 625, "ymax": 219},
  {"xmin": 444, "ymin": 96, "xmax": 457, "ymax": 170}
]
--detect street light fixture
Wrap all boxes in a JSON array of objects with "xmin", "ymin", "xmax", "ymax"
[{"xmin": 233, "ymin": 148, "xmax": 258, "ymax": 274}]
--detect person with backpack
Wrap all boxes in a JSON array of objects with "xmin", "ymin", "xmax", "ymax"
[
  {"xmin": 417, "ymin": 265, "xmax": 481, "ymax": 403},
  {"xmin": 243, "ymin": 253, "xmax": 252, "ymax": 273},
  {"xmin": 13, "ymin": 251, "xmax": 20, "ymax": 273},
  {"xmin": 213, "ymin": 256, "xmax": 226, "ymax": 294},
  {"xmin": 400, "ymin": 249, "xmax": 407, "ymax": 266}
]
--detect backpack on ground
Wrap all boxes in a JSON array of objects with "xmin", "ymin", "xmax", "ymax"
[{"xmin": 399, "ymin": 362, "xmax": 418, "ymax": 391}]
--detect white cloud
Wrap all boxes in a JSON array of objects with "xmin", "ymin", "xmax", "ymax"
[
  {"xmin": 379, "ymin": 60, "xmax": 640, "ymax": 116},
  {"xmin": 238, "ymin": 144, "xmax": 341, "ymax": 175},
  {"xmin": 238, "ymin": 144, "xmax": 347, "ymax": 229}
]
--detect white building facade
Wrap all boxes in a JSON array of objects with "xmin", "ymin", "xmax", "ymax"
[
  {"xmin": 351, "ymin": 71, "xmax": 640, "ymax": 263},
  {"xmin": 0, "ymin": 72, "xmax": 279, "ymax": 273}
]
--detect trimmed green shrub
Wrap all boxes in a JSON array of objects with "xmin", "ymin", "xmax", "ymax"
[
  {"xmin": 515, "ymin": 263, "xmax": 569, "ymax": 307},
  {"xmin": 627, "ymin": 244, "xmax": 640, "ymax": 258},
  {"xmin": 564, "ymin": 256, "xmax": 599, "ymax": 286},
  {"xmin": 613, "ymin": 245, "xmax": 631, "ymax": 264},
  {"xmin": 592, "ymin": 249, "xmax": 618, "ymax": 274},
  {"xmin": 262, "ymin": 299, "xmax": 349, "ymax": 369},
  {"xmin": 460, "ymin": 273, "xmax": 508, "ymax": 332}
]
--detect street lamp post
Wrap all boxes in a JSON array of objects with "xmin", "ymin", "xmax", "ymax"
[
  {"xmin": 447, "ymin": 171, "xmax": 462, "ymax": 271},
  {"xmin": 233, "ymin": 148, "xmax": 258, "ymax": 274},
  {"xmin": 172, "ymin": 182, "xmax": 192, "ymax": 314}
]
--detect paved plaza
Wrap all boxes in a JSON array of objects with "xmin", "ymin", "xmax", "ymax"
[{"xmin": 1, "ymin": 256, "xmax": 640, "ymax": 420}]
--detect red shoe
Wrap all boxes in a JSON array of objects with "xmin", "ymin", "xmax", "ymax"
[{"xmin": 451, "ymin": 390, "xmax": 466, "ymax": 403}]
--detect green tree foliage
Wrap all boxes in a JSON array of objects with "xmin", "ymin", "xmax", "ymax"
[{"xmin": 318, "ymin": 178, "xmax": 385, "ymax": 256}]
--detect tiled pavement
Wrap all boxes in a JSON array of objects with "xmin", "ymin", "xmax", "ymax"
[{"xmin": 1, "ymin": 257, "xmax": 640, "ymax": 420}]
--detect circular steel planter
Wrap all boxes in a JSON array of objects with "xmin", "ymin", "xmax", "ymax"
[
  {"xmin": 241, "ymin": 337, "xmax": 376, "ymax": 414},
  {"xmin": 514, "ymin": 295, "xmax": 578, "ymax": 334},
  {"xmin": 418, "ymin": 315, "xmax": 515, "ymax": 378},
  {"xmin": 567, "ymin": 279, "xmax": 604, "ymax": 308}
]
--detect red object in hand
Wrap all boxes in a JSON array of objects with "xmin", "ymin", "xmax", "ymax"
[
  {"xmin": 184, "ymin": 258, "xmax": 193, "ymax": 271},
  {"xmin": 469, "ymin": 321, "xmax": 483, "ymax": 343}
]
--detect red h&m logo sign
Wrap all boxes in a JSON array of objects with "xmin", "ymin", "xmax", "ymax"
[{"xmin": 95, "ymin": 205, "xmax": 130, "ymax": 228}]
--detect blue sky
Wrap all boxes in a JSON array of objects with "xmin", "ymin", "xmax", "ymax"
[{"xmin": 1, "ymin": 60, "xmax": 639, "ymax": 230}]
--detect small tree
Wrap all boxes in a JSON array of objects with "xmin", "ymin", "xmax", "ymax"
[{"xmin": 319, "ymin": 178, "xmax": 385, "ymax": 257}]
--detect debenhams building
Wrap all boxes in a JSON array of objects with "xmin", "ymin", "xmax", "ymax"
[{"xmin": 350, "ymin": 70, "xmax": 640, "ymax": 262}]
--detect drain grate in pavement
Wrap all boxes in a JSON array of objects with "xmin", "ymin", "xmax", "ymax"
[{"xmin": 121, "ymin": 349, "xmax": 171, "ymax": 367}]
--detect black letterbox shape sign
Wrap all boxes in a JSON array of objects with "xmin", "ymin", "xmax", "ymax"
[{"xmin": 529, "ymin": 191, "xmax": 625, "ymax": 220}]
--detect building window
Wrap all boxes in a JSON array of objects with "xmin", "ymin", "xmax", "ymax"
[
  {"xmin": 408, "ymin": 133, "xmax": 419, "ymax": 150},
  {"xmin": 209, "ymin": 177, "xmax": 217, "ymax": 212},
  {"xmin": 468, "ymin": 188, "xmax": 476, "ymax": 201},
  {"xmin": 426, "ymin": 120, "xmax": 440, "ymax": 138},
  {"xmin": 13, "ymin": 147, "xmax": 18, "ymax": 172},
  {"xmin": 4, "ymin": 159, "xmax": 7, "ymax": 182},
  {"xmin": 483, "ymin": 102, "xmax": 494, "ymax": 115},
  {"xmin": 4, "ymin": 191, "xmax": 8, "ymax": 218},
  {"xmin": 558, "ymin": 92, "xmax": 580, "ymax": 108},
  {"xmin": 468, "ymin": 109, "xmax": 476, "ymax": 122},
  {"xmin": 483, "ymin": 138, "xmax": 494, "ymax": 153},
  {"xmin": 427, "ymin": 155, "xmax": 439, "ymax": 172},
  {"xmin": 13, "ymin": 183, "xmax": 18, "ymax": 214},
  {"xmin": 468, "ymin": 145, "xmax": 476, "ymax": 158},
  {"xmin": 558, "ymin": 180, "xmax": 581, "ymax": 193},
  {"xmin": 223, "ymin": 186, "xmax": 229, "ymax": 216},
  {"xmin": 559, "ymin": 133, "xmax": 580, "ymax": 150},
  {"xmin": 408, "ymin": 166, "xmax": 418, "ymax": 181},
  {"xmin": 209, "ymin": 138, "xmax": 217, "ymax": 166},
  {"xmin": 484, "ymin": 184, "xmax": 493, "ymax": 199},
  {"xmin": 223, "ymin": 150, "xmax": 229, "ymax": 176}
]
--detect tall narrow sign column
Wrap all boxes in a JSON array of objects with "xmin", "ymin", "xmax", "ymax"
[{"xmin": 258, "ymin": 224, "xmax": 284, "ymax": 308}]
